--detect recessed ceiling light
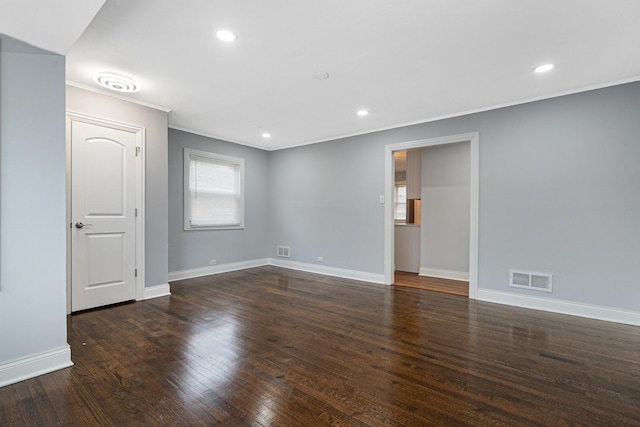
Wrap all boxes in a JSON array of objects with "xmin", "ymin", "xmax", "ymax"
[
  {"xmin": 216, "ymin": 29, "xmax": 237, "ymax": 42},
  {"xmin": 534, "ymin": 63, "xmax": 554, "ymax": 73},
  {"xmin": 262, "ymin": 133, "xmax": 271, "ymax": 138},
  {"xmin": 95, "ymin": 72, "xmax": 139, "ymax": 92},
  {"xmin": 357, "ymin": 110, "xmax": 369, "ymax": 116}
]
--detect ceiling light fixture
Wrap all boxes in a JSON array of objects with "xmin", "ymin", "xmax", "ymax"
[
  {"xmin": 216, "ymin": 29, "xmax": 237, "ymax": 42},
  {"xmin": 534, "ymin": 63, "xmax": 554, "ymax": 73},
  {"xmin": 95, "ymin": 72, "xmax": 139, "ymax": 92},
  {"xmin": 262, "ymin": 132, "xmax": 271, "ymax": 138},
  {"xmin": 357, "ymin": 110, "xmax": 369, "ymax": 116}
]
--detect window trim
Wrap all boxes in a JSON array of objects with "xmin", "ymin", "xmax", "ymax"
[
  {"xmin": 394, "ymin": 183, "xmax": 407, "ymax": 223},
  {"xmin": 183, "ymin": 148, "xmax": 245, "ymax": 231}
]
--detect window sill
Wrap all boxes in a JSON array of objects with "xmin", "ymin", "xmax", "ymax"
[{"xmin": 185, "ymin": 225, "xmax": 245, "ymax": 231}]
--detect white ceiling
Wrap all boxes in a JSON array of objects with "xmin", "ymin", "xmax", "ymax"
[
  {"xmin": 0, "ymin": 0, "xmax": 105, "ymax": 55},
  {"xmin": 9, "ymin": 1, "xmax": 640, "ymax": 150}
]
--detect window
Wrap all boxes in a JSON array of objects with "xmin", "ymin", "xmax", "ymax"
[
  {"xmin": 394, "ymin": 184, "xmax": 407, "ymax": 222},
  {"xmin": 184, "ymin": 148, "xmax": 244, "ymax": 230}
]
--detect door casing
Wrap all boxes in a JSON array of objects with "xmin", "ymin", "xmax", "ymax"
[
  {"xmin": 66, "ymin": 112, "xmax": 146, "ymax": 313},
  {"xmin": 384, "ymin": 132, "xmax": 479, "ymax": 298}
]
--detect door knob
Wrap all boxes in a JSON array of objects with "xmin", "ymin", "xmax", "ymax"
[{"xmin": 75, "ymin": 222, "xmax": 92, "ymax": 229}]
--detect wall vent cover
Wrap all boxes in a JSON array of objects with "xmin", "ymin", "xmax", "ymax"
[
  {"xmin": 510, "ymin": 270, "xmax": 552, "ymax": 292},
  {"xmin": 277, "ymin": 246, "xmax": 290, "ymax": 258}
]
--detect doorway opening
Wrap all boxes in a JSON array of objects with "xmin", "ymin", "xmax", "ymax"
[{"xmin": 384, "ymin": 132, "xmax": 479, "ymax": 299}]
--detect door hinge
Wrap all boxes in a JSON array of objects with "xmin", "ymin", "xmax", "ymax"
[
  {"xmin": 136, "ymin": 146, "xmax": 141, "ymax": 156},
  {"xmin": 135, "ymin": 268, "xmax": 138, "ymax": 277},
  {"xmin": 135, "ymin": 208, "xmax": 138, "ymax": 217}
]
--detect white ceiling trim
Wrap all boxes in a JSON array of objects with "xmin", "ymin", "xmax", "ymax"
[
  {"xmin": 72, "ymin": 75, "xmax": 640, "ymax": 153},
  {"xmin": 66, "ymin": 81, "xmax": 172, "ymax": 113},
  {"xmin": 169, "ymin": 126, "xmax": 270, "ymax": 151},
  {"xmin": 255, "ymin": 75, "xmax": 640, "ymax": 152}
]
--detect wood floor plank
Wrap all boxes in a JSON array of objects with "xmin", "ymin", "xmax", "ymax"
[
  {"xmin": 395, "ymin": 271, "xmax": 469, "ymax": 296},
  {"xmin": 1, "ymin": 266, "xmax": 640, "ymax": 426}
]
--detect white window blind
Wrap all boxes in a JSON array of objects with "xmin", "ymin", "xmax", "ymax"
[{"xmin": 184, "ymin": 148, "xmax": 244, "ymax": 230}]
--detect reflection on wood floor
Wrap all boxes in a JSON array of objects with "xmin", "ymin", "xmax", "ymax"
[
  {"xmin": 2, "ymin": 266, "xmax": 640, "ymax": 425},
  {"xmin": 394, "ymin": 270, "xmax": 469, "ymax": 296}
]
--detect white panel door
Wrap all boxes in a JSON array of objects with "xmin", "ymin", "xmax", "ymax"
[{"xmin": 71, "ymin": 120, "xmax": 137, "ymax": 311}]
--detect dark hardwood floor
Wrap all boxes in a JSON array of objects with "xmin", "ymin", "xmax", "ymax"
[
  {"xmin": 394, "ymin": 271, "xmax": 469, "ymax": 297},
  {"xmin": 2, "ymin": 266, "xmax": 640, "ymax": 426}
]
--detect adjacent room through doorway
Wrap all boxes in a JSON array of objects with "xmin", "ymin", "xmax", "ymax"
[{"xmin": 385, "ymin": 133, "xmax": 478, "ymax": 298}]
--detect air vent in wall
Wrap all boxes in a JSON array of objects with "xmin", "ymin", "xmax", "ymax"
[
  {"xmin": 277, "ymin": 246, "xmax": 290, "ymax": 258},
  {"xmin": 510, "ymin": 270, "xmax": 552, "ymax": 292}
]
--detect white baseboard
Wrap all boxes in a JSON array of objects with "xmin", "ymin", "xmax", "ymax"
[
  {"xmin": 0, "ymin": 346, "xmax": 73, "ymax": 388},
  {"xmin": 419, "ymin": 267, "xmax": 469, "ymax": 282},
  {"xmin": 169, "ymin": 258, "xmax": 270, "ymax": 282},
  {"xmin": 169, "ymin": 258, "xmax": 386, "ymax": 286},
  {"xmin": 168, "ymin": 261, "xmax": 639, "ymax": 326},
  {"xmin": 143, "ymin": 284, "xmax": 171, "ymax": 300},
  {"xmin": 478, "ymin": 289, "xmax": 640, "ymax": 326},
  {"xmin": 269, "ymin": 258, "xmax": 387, "ymax": 285}
]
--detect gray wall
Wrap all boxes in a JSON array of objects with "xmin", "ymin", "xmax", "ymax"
[
  {"xmin": 420, "ymin": 142, "xmax": 470, "ymax": 273},
  {"xmin": 66, "ymin": 85, "xmax": 169, "ymax": 288},
  {"xmin": 168, "ymin": 129, "xmax": 269, "ymax": 272},
  {"xmin": 395, "ymin": 225, "xmax": 420, "ymax": 273},
  {"xmin": 268, "ymin": 82, "xmax": 640, "ymax": 311},
  {"xmin": 475, "ymin": 85, "xmax": 639, "ymax": 309},
  {"xmin": 0, "ymin": 36, "xmax": 68, "ymax": 363},
  {"xmin": 268, "ymin": 136, "xmax": 386, "ymax": 272},
  {"xmin": 406, "ymin": 150, "xmax": 422, "ymax": 200}
]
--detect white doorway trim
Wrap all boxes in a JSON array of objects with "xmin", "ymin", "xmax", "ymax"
[
  {"xmin": 66, "ymin": 112, "xmax": 146, "ymax": 312},
  {"xmin": 384, "ymin": 132, "xmax": 479, "ymax": 299}
]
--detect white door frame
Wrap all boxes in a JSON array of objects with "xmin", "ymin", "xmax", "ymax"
[
  {"xmin": 384, "ymin": 132, "xmax": 479, "ymax": 299},
  {"xmin": 66, "ymin": 112, "xmax": 146, "ymax": 313}
]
